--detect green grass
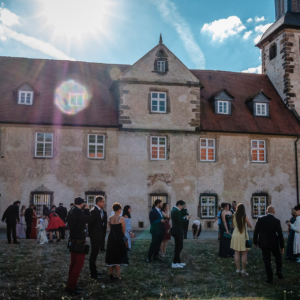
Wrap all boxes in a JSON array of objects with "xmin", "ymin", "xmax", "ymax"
[{"xmin": 0, "ymin": 238, "xmax": 299, "ymax": 299}]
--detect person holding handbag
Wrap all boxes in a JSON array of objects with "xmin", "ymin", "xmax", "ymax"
[
  {"xmin": 105, "ymin": 203, "xmax": 127, "ymax": 280},
  {"xmin": 230, "ymin": 203, "xmax": 252, "ymax": 276}
]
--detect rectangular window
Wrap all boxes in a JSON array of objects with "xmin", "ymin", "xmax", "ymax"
[
  {"xmin": 218, "ymin": 101, "xmax": 228, "ymax": 114},
  {"xmin": 18, "ymin": 91, "xmax": 33, "ymax": 105},
  {"xmin": 35, "ymin": 133, "xmax": 53, "ymax": 158},
  {"xmin": 200, "ymin": 195, "xmax": 217, "ymax": 218},
  {"xmin": 149, "ymin": 194, "xmax": 168, "ymax": 210},
  {"xmin": 256, "ymin": 103, "xmax": 267, "ymax": 116},
  {"xmin": 200, "ymin": 139, "xmax": 215, "ymax": 162},
  {"xmin": 252, "ymin": 196, "xmax": 267, "ymax": 218},
  {"xmin": 151, "ymin": 92, "xmax": 166, "ymax": 113},
  {"xmin": 88, "ymin": 134, "xmax": 105, "ymax": 159},
  {"xmin": 157, "ymin": 61, "xmax": 165, "ymax": 72},
  {"xmin": 251, "ymin": 140, "xmax": 266, "ymax": 162},
  {"xmin": 151, "ymin": 137, "xmax": 166, "ymax": 160},
  {"xmin": 69, "ymin": 93, "xmax": 84, "ymax": 106},
  {"xmin": 33, "ymin": 194, "xmax": 51, "ymax": 216},
  {"xmin": 86, "ymin": 194, "xmax": 106, "ymax": 210}
]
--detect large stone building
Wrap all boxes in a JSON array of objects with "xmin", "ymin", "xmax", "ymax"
[{"xmin": 1, "ymin": 1, "xmax": 300, "ymax": 230}]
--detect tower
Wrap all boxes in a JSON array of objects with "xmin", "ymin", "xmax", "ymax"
[{"xmin": 256, "ymin": 0, "xmax": 300, "ymax": 118}]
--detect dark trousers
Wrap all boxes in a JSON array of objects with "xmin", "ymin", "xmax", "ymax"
[
  {"xmin": 183, "ymin": 221, "xmax": 189, "ymax": 239},
  {"xmin": 173, "ymin": 233, "xmax": 183, "ymax": 264},
  {"xmin": 6, "ymin": 221, "xmax": 17, "ymax": 243},
  {"xmin": 26, "ymin": 222, "xmax": 31, "ymax": 239},
  {"xmin": 59, "ymin": 227, "xmax": 66, "ymax": 239},
  {"xmin": 89, "ymin": 235, "xmax": 102, "ymax": 276},
  {"xmin": 192, "ymin": 224, "xmax": 201, "ymax": 237},
  {"xmin": 262, "ymin": 248, "xmax": 282, "ymax": 280},
  {"xmin": 148, "ymin": 231, "xmax": 164, "ymax": 259},
  {"xmin": 100, "ymin": 229, "xmax": 106, "ymax": 250},
  {"xmin": 66, "ymin": 252, "xmax": 85, "ymax": 290}
]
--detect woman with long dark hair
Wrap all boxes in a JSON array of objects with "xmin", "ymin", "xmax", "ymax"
[
  {"xmin": 219, "ymin": 203, "xmax": 234, "ymax": 258},
  {"xmin": 230, "ymin": 203, "xmax": 252, "ymax": 276},
  {"xmin": 160, "ymin": 203, "xmax": 171, "ymax": 257},
  {"xmin": 123, "ymin": 205, "xmax": 135, "ymax": 250}
]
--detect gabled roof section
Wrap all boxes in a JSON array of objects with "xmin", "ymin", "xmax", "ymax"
[
  {"xmin": 12, "ymin": 81, "xmax": 40, "ymax": 95},
  {"xmin": 245, "ymin": 90, "xmax": 271, "ymax": 103},
  {"xmin": 209, "ymin": 89, "xmax": 235, "ymax": 101}
]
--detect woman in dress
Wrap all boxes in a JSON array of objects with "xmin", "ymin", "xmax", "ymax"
[
  {"xmin": 105, "ymin": 203, "xmax": 127, "ymax": 280},
  {"xmin": 46, "ymin": 205, "xmax": 66, "ymax": 243},
  {"xmin": 230, "ymin": 203, "xmax": 252, "ymax": 276},
  {"xmin": 219, "ymin": 203, "xmax": 234, "ymax": 258},
  {"xmin": 160, "ymin": 203, "xmax": 171, "ymax": 257},
  {"xmin": 285, "ymin": 208, "xmax": 298, "ymax": 260},
  {"xmin": 16, "ymin": 205, "xmax": 26, "ymax": 239},
  {"xmin": 288, "ymin": 205, "xmax": 300, "ymax": 263},
  {"xmin": 30, "ymin": 206, "xmax": 38, "ymax": 239},
  {"xmin": 123, "ymin": 205, "xmax": 135, "ymax": 251}
]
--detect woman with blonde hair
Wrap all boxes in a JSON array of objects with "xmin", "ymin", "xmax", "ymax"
[{"xmin": 230, "ymin": 203, "xmax": 252, "ymax": 276}]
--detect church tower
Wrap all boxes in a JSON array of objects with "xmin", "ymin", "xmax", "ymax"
[{"xmin": 256, "ymin": 0, "xmax": 300, "ymax": 118}]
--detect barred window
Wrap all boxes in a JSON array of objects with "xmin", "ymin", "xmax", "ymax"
[
  {"xmin": 199, "ymin": 194, "xmax": 217, "ymax": 218},
  {"xmin": 149, "ymin": 194, "xmax": 168, "ymax": 210},
  {"xmin": 252, "ymin": 195, "xmax": 267, "ymax": 218},
  {"xmin": 85, "ymin": 192, "xmax": 106, "ymax": 210}
]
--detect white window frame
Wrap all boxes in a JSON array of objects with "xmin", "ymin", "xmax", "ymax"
[
  {"xmin": 69, "ymin": 93, "xmax": 84, "ymax": 106},
  {"xmin": 252, "ymin": 196, "xmax": 267, "ymax": 218},
  {"xmin": 256, "ymin": 103, "xmax": 267, "ymax": 116},
  {"xmin": 150, "ymin": 136, "xmax": 167, "ymax": 161},
  {"xmin": 18, "ymin": 91, "xmax": 33, "ymax": 105},
  {"xmin": 157, "ymin": 61, "xmax": 165, "ymax": 72},
  {"xmin": 151, "ymin": 92, "xmax": 167, "ymax": 113},
  {"xmin": 217, "ymin": 101, "xmax": 229, "ymax": 114},
  {"xmin": 87, "ymin": 134, "xmax": 105, "ymax": 159},
  {"xmin": 200, "ymin": 196, "xmax": 216, "ymax": 218},
  {"xmin": 86, "ymin": 194, "xmax": 106, "ymax": 210},
  {"xmin": 251, "ymin": 140, "xmax": 266, "ymax": 163},
  {"xmin": 200, "ymin": 139, "xmax": 215, "ymax": 162},
  {"xmin": 35, "ymin": 133, "xmax": 53, "ymax": 158}
]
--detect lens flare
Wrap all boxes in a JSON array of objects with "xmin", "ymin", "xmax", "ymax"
[{"xmin": 54, "ymin": 80, "xmax": 90, "ymax": 115}]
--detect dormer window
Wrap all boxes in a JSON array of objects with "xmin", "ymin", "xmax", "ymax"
[
  {"xmin": 210, "ymin": 89, "xmax": 234, "ymax": 115},
  {"xmin": 157, "ymin": 61, "xmax": 165, "ymax": 72},
  {"xmin": 218, "ymin": 101, "xmax": 228, "ymax": 114},
  {"xmin": 256, "ymin": 103, "xmax": 267, "ymax": 116},
  {"xmin": 69, "ymin": 93, "xmax": 83, "ymax": 106},
  {"xmin": 246, "ymin": 90, "xmax": 270, "ymax": 117},
  {"xmin": 18, "ymin": 91, "xmax": 33, "ymax": 105}
]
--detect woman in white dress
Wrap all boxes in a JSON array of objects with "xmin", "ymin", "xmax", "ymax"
[
  {"xmin": 16, "ymin": 205, "xmax": 26, "ymax": 239},
  {"xmin": 123, "ymin": 205, "xmax": 135, "ymax": 250},
  {"xmin": 288, "ymin": 206, "xmax": 300, "ymax": 263}
]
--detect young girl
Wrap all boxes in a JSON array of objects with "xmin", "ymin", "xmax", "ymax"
[{"xmin": 36, "ymin": 219, "xmax": 48, "ymax": 244}]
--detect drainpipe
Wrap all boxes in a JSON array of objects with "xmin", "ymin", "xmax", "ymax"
[{"xmin": 295, "ymin": 135, "xmax": 300, "ymax": 205}]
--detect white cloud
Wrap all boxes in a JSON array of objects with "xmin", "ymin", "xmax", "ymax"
[
  {"xmin": 243, "ymin": 31, "xmax": 252, "ymax": 40},
  {"xmin": 246, "ymin": 18, "xmax": 253, "ymax": 23},
  {"xmin": 201, "ymin": 16, "xmax": 246, "ymax": 42},
  {"xmin": 254, "ymin": 35, "xmax": 262, "ymax": 44},
  {"xmin": 253, "ymin": 23, "xmax": 272, "ymax": 44},
  {"xmin": 0, "ymin": 7, "xmax": 19, "ymax": 27},
  {"xmin": 255, "ymin": 16, "xmax": 265, "ymax": 23},
  {"xmin": 242, "ymin": 65, "xmax": 262, "ymax": 74},
  {"xmin": 151, "ymin": 0, "xmax": 205, "ymax": 69}
]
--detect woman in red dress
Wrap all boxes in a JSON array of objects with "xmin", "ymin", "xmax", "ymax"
[
  {"xmin": 30, "ymin": 207, "xmax": 37, "ymax": 239},
  {"xmin": 160, "ymin": 203, "xmax": 171, "ymax": 258},
  {"xmin": 46, "ymin": 205, "xmax": 66, "ymax": 243}
]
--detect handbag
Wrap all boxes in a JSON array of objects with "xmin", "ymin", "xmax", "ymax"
[{"xmin": 245, "ymin": 230, "xmax": 252, "ymax": 248}]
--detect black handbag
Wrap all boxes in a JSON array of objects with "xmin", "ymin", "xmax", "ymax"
[
  {"xmin": 245, "ymin": 230, "xmax": 252, "ymax": 248},
  {"xmin": 68, "ymin": 239, "xmax": 89, "ymax": 254}
]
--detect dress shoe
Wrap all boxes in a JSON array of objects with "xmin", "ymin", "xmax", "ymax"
[
  {"xmin": 146, "ymin": 258, "xmax": 153, "ymax": 263},
  {"xmin": 97, "ymin": 271, "xmax": 104, "ymax": 276},
  {"xmin": 13, "ymin": 241, "xmax": 20, "ymax": 244},
  {"xmin": 65, "ymin": 288, "xmax": 81, "ymax": 295},
  {"xmin": 277, "ymin": 273, "xmax": 283, "ymax": 279},
  {"xmin": 91, "ymin": 275, "xmax": 102, "ymax": 280},
  {"xmin": 265, "ymin": 279, "xmax": 273, "ymax": 284}
]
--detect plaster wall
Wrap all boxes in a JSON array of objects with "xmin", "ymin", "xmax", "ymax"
[{"xmin": 0, "ymin": 126, "xmax": 298, "ymax": 231}]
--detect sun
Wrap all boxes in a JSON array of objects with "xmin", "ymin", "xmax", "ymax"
[{"xmin": 41, "ymin": 0, "xmax": 115, "ymax": 38}]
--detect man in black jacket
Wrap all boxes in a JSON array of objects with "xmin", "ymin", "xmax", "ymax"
[
  {"xmin": 2, "ymin": 201, "xmax": 21, "ymax": 244},
  {"xmin": 56, "ymin": 203, "xmax": 67, "ymax": 239},
  {"xmin": 100, "ymin": 206, "xmax": 107, "ymax": 251},
  {"xmin": 65, "ymin": 197, "xmax": 90, "ymax": 295},
  {"xmin": 253, "ymin": 206, "xmax": 284, "ymax": 283},
  {"xmin": 88, "ymin": 196, "xmax": 106, "ymax": 279},
  {"xmin": 25, "ymin": 204, "xmax": 34, "ymax": 239}
]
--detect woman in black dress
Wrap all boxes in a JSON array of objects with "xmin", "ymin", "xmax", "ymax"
[
  {"xmin": 219, "ymin": 203, "xmax": 234, "ymax": 258},
  {"xmin": 105, "ymin": 203, "xmax": 127, "ymax": 280}
]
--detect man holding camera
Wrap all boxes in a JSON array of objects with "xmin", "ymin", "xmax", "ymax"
[{"xmin": 65, "ymin": 197, "xmax": 90, "ymax": 295}]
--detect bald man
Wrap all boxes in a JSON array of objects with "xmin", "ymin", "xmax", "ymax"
[{"xmin": 253, "ymin": 206, "xmax": 284, "ymax": 284}]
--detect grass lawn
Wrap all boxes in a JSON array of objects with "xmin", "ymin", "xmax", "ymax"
[{"xmin": 0, "ymin": 238, "xmax": 299, "ymax": 300}]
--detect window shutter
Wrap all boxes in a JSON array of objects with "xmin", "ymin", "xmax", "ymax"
[
  {"xmin": 228, "ymin": 102, "xmax": 232, "ymax": 115},
  {"xmin": 166, "ymin": 136, "xmax": 170, "ymax": 160},
  {"xmin": 251, "ymin": 197, "xmax": 254, "ymax": 218},
  {"xmin": 148, "ymin": 92, "xmax": 151, "ymax": 113},
  {"xmin": 267, "ymin": 195, "xmax": 271, "ymax": 206},
  {"xmin": 165, "ymin": 61, "xmax": 169, "ymax": 72},
  {"xmin": 215, "ymin": 100, "xmax": 218, "ymax": 114},
  {"xmin": 199, "ymin": 197, "xmax": 202, "ymax": 218},
  {"xmin": 266, "ymin": 103, "xmax": 270, "ymax": 117},
  {"xmin": 154, "ymin": 59, "xmax": 158, "ymax": 71},
  {"xmin": 167, "ymin": 95, "xmax": 171, "ymax": 113},
  {"xmin": 253, "ymin": 103, "xmax": 257, "ymax": 116},
  {"xmin": 215, "ymin": 197, "xmax": 218, "ymax": 217}
]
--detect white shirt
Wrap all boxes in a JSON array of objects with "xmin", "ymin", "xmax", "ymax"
[
  {"xmin": 155, "ymin": 207, "xmax": 163, "ymax": 218},
  {"xmin": 290, "ymin": 215, "xmax": 300, "ymax": 233},
  {"xmin": 193, "ymin": 220, "xmax": 201, "ymax": 226}
]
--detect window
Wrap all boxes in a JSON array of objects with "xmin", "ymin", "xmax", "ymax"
[
  {"xmin": 157, "ymin": 61, "xmax": 165, "ymax": 72},
  {"xmin": 218, "ymin": 101, "xmax": 228, "ymax": 114},
  {"xmin": 149, "ymin": 194, "xmax": 168, "ymax": 210},
  {"xmin": 151, "ymin": 92, "xmax": 166, "ymax": 113},
  {"xmin": 256, "ymin": 103, "xmax": 267, "ymax": 116},
  {"xmin": 151, "ymin": 137, "xmax": 167, "ymax": 160},
  {"xmin": 251, "ymin": 140, "xmax": 266, "ymax": 162},
  {"xmin": 88, "ymin": 135, "xmax": 105, "ymax": 159},
  {"xmin": 199, "ymin": 194, "xmax": 217, "ymax": 218},
  {"xmin": 69, "ymin": 93, "xmax": 84, "ymax": 106},
  {"xmin": 33, "ymin": 194, "xmax": 51, "ymax": 216},
  {"xmin": 18, "ymin": 91, "xmax": 33, "ymax": 105},
  {"xmin": 200, "ymin": 139, "xmax": 215, "ymax": 162},
  {"xmin": 252, "ymin": 195, "xmax": 267, "ymax": 218},
  {"xmin": 35, "ymin": 133, "xmax": 53, "ymax": 158},
  {"xmin": 86, "ymin": 195, "xmax": 106, "ymax": 210},
  {"xmin": 269, "ymin": 44, "xmax": 277, "ymax": 60}
]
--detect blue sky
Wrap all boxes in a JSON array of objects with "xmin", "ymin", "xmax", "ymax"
[{"xmin": 0, "ymin": 0, "xmax": 275, "ymax": 73}]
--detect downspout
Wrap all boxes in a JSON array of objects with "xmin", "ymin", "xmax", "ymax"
[{"xmin": 295, "ymin": 135, "xmax": 300, "ymax": 205}]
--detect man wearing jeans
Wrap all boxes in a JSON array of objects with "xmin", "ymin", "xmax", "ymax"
[{"xmin": 171, "ymin": 200, "xmax": 186, "ymax": 269}]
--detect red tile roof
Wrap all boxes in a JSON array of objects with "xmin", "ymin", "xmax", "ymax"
[{"xmin": 190, "ymin": 70, "xmax": 300, "ymax": 135}]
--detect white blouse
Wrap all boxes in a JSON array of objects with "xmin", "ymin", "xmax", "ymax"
[{"xmin": 290, "ymin": 215, "xmax": 300, "ymax": 233}]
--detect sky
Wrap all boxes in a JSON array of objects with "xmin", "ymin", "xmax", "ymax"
[{"xmin": 0, "ymin": 0, "xmax": 276, "ymax": 74}]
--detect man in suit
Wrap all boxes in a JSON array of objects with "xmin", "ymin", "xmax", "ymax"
[
  {"xmin": 171, "ymin": 200, "xmax": 187, "ymax": 268},
  {"xmin": 56, "ymin": 203, "xmax": 68, "ymax": 239},
  {"xmin": 25, "ymin": 204, "xmax": 34, "ymax": 239},
  {"xmin": 147, "ymin": 199, "xmax": 166, "ymax": 263},
  {"xmin": 99, "ymin": 203, "xmax": 107, "ymax": 251},
  {"xmin": 1, "ymin": 201, "xmax": 21, "ymax": 244},
  {"xmin": 88, "ymin": 196, "xmax": 106, "ymax": 279},
  {"xmin": 181, "ymin": 205, "xmax": 191, "ymax": 239},
  {"xmin": 253, "ymin": 206, "xmax": 284, "ymax": 283}
]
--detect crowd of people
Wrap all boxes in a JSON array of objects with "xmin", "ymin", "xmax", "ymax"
[{"xmin": 2, "ymin": 197, "xmax": 300, "ymax": 294}]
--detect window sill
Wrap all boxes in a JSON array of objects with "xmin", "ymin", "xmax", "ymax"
[
  {"xmin": 250, "ymin": 161, "xmax": 268, "ymax": 164},
  {"xmin": 86, "ymin": 158, "xmax": 105, "ymax": 160},
  {"xmin": 34, "ymin": 156, "xmax": 53, "ymax": 159},
  {"xmin": 199, "ymin": 160, "xmax": 216, "ymax": 163}
]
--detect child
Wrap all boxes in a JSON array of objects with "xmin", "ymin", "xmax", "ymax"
[{"xmin": 36, "ymin": 218, "xmax": 48, "ymax": 244}]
